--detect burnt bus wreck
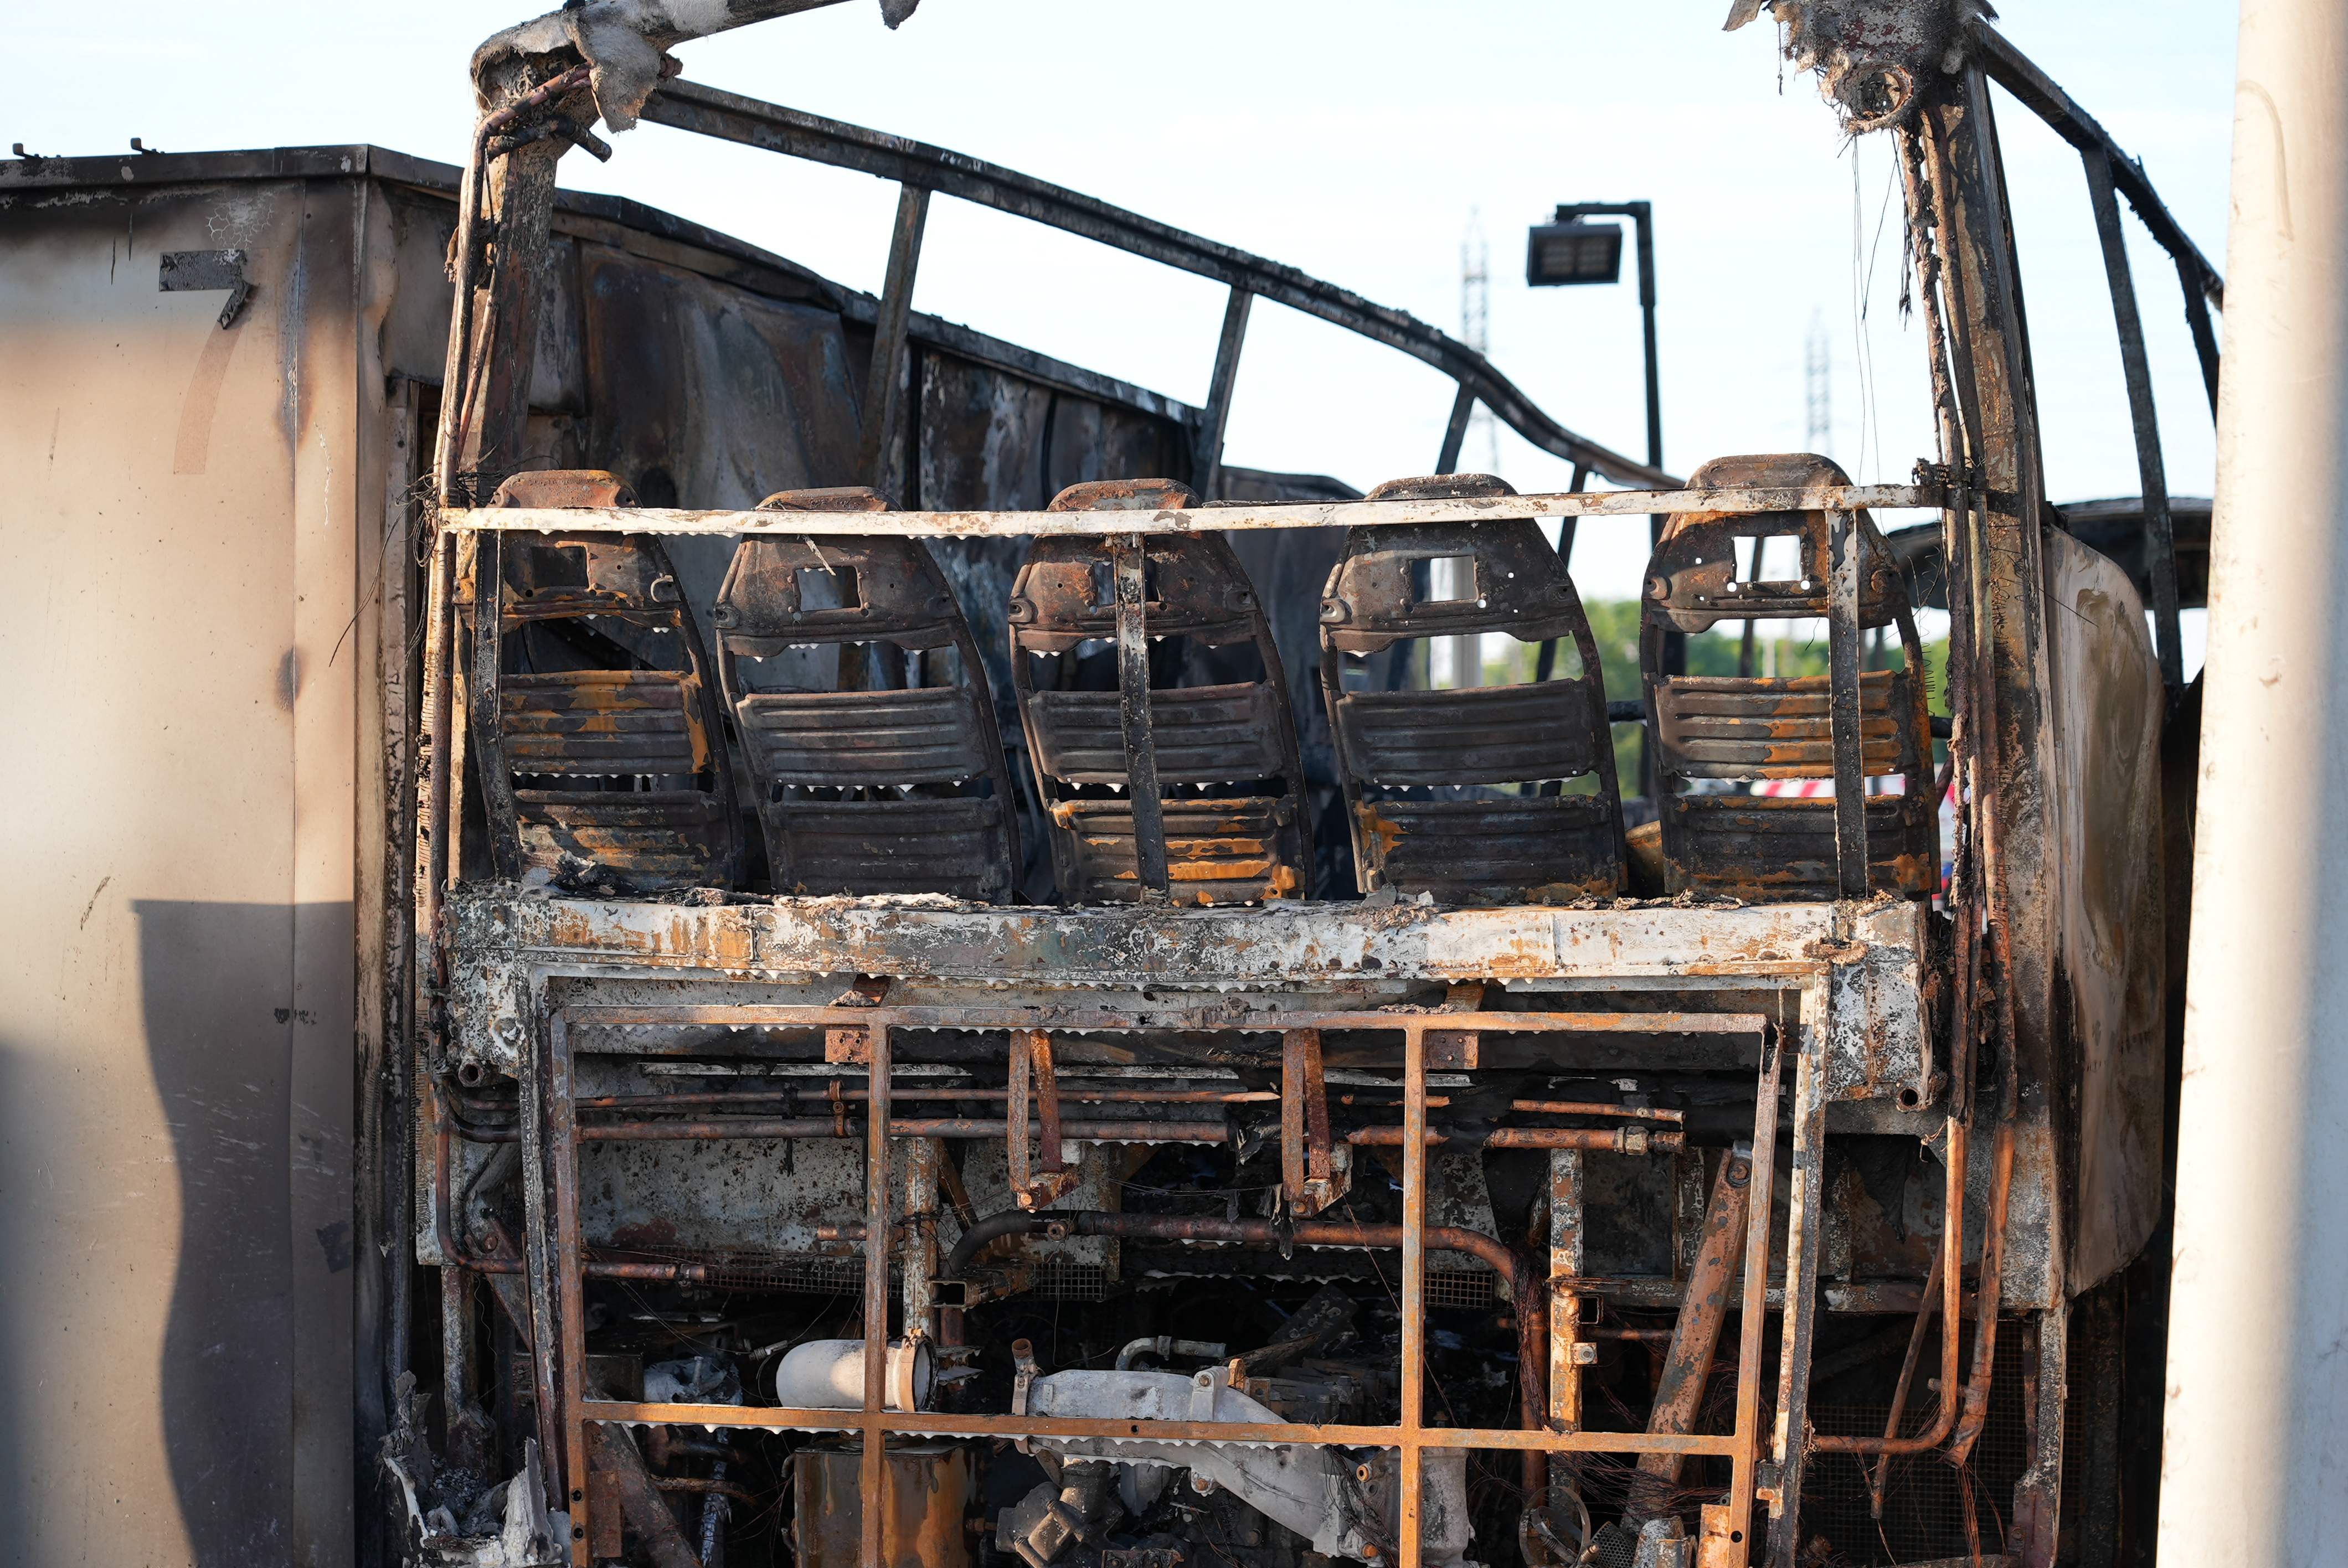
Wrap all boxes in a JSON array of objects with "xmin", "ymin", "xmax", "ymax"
[{"xmin": 384, "ymin": 3, "xmax": 2212, "ymax": 1566}]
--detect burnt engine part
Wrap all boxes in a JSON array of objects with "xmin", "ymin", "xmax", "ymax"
[
  {"xmin": 712, "ymin": 485, "xmax": 1021, "ymax": 900},
  {"xmin": 1320, "ymin": 473, "xmax": 1628, "ymax": 902}
]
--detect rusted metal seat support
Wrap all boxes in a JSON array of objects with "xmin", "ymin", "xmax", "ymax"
[
  {"xmin": 465, "ymin": 470, "xmax": 741, "ymax": 893},
  {"xmin": 1011, "ymin": 479, "xmax": 1311, "ymax": 905},
  {"xmin": 1320, "ymin": 474, "xmax": 1626, "ymax": 902},
  {"xmin": 1641, "ymin": 454, "xmax": 1937, "ymax": 901},
  {"xmin": 713, "ymin": 486, "xmax": 1019, "ymax": 900}
]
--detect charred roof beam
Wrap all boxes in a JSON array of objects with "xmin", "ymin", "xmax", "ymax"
[{"xmin": 636, "ymin": 78, "xmax": 1675, "ymax": 490}]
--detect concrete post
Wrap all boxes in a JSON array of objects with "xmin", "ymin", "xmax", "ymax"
[{"xmin": 2160, "ymin": 2, "xmax": 2348, "ymax": 1560}]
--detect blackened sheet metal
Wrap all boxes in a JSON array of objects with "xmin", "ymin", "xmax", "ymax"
[
  {"xmin": 713, "ymin": 487, "xmax": 1020, "ymax": 901},
  {"xmin": 2041, "ymin": 530, "xmax": 2166, "ymax": 1294},
  {"xmin": 157, "ymin": 249, "xmax": 254, "ymax": 327},
  {"xmin": 466, "ymin": 471, "xmax": 742, "ymax": 894},
  {"xmin": 1320, "ymin": 475, "xmax": 1626, "ymax": 902},
  {"xmin": 1642, "ymin": 455, "xmax": 1937, "ymax": 901}
]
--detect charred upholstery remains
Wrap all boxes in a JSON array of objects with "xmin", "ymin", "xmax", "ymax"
[
  {"xmin": 713, "ymin": 486, "xmax": 1021, "ymax": 900},
  {"xmin": 1640, "ymin": 453, "xmax": 1937, "ymax": 900},
  {"xmin": 466, "ymin": 470, "xmax": 742, "ymax": 893},
  {"xmin": 1010, "ymin": 479, "xmax": 1311, "ymax": 905},
  {"xmin": 1320, "ymin": 474, "xmax": 1625, "ymax": 902}
]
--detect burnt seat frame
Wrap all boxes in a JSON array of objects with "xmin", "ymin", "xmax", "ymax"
[
  {"xmin": 1640, "ymin": 455, "xmax": 1937, "ymax": 901},
  {"xmin": 465, "ymin": 470, "xmax": 743, "ymax": 893},
  {"xmin": 1319, "ymin": 474, "xmax": 1626, "ymax": 902},
  {"xmin": 711, "ymin": 486, "xmax": 1021, "ymax": 902},
  {"xmin": 1009, "ymin": 479, "xmax": 1313, "ymax": 906}
]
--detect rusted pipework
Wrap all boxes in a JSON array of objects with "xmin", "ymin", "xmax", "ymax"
[
  {"xmin": 446, "ymin": 1107, "xmax": 1675, "ymax": 1152},
  {"xmin": 939, "ymin": 1208, "xmax": 1546, "ymax": 1456},
  {"xmin": 1948, "ymin": 1046, "xmax": 2020, "ymax": 1466},
  {"xmin": 1629, "ymin": 1147, "xmax": 1754, "ymax": 1514},
  {"xmin": 575, "ymin": 1086, "xmax": 1281, "ymax": 1110},
  {"xmin": 1348, "ymin": 1126, "xmax": 1685, "ymax": 1153},
  {"xmin": 1808, "ymin": 1111, "xmax": 1969, "ymax": 1457}
]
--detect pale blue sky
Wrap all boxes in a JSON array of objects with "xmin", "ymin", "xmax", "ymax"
[{"xmin": 11, "ymin": 2, "xmax": 2235, "ymax": 601}]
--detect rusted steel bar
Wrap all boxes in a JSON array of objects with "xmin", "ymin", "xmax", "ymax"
[
  {"xmin": 1509, "ymin": 1100, "xmax": 1685, "ymax": 1122},
  {"xmin": 558, "ymin": 1000, "xmax": 1773, "ymax": 1039},
  {"xmin": 1547, "ymin": 1148, "xmax": 1586, "ymax": 1440},
  {"xmin": 578, "ymin": 1400, "xmax": 1741, "ymax": 1454},
  {"xmin": 1629, "ymin": 1144, "xmax": 1754, "ymax": 1515},
  {"xmin": 1764, "ymin": 1006, "xmax": 1830, "ymax": 1568},
  {"xmin": 463, "ymin": 1108, "xmax": 1685, "ymax": 1151},
  {"xmin": 2083, "ymin": 142, "xmax": 2184, "ymax": 690},
  {"xmin": 576, "ymin": 1086, "xmax": 1280, "ymax": 1109},
  {"xmin": 1810, "ymin": 1111, "xmax": 1967, "ymax": 1457},
  {"xmin": 1400, "ymin": 1022, "xmax": 1429, "ymax": 1565},
  {"xmin": 1281, "ymin": 1028, "xmax": 1332, "ymax": 1216},
  {"xmin": 1111, "ymin": 533, "xmax": 1171, "ymax": 897},
  {"xmin": 547, "ymin": 1012, "xmax": 591, "ymax": 1541},
  {"xmin": 516, "ymin": 1030, "xmax": 568, "ymax": 1515},
  {"xmin": 469, "ymin": 1115, "xmax": 1678, "ymax": 1148},
  {"xmin": 1726, "ymin": 1036, "xmax": 1783, "ymax": 1534},
  {"xmin": 857, "ymin": 183, "xmax": 929, "ymax": 493},
  {"xmin": 1826, "ymin": 508, "xmax": 1870, "ymax": 898},
  {"xmin": 860, "ymin": 1020, "xmax": 892, "ymax": 1568},
  {"xmin": 639, "ymin": 79, "xmax": 1675, "ymax": 488},
  {"xmin": 1868, "ymin": 1243, "xmax": 1940, "ymax": 1518},
  {"xmin": 1949, "ymin": 1041, "xmax": 2021, "ymax": 1467},
  {"xmin": 1193, "ymin": 286, "xmax": 1252, "ymax": 500},
  {"xmin": 573, "ymin": 1116, "xmax": 1228, "ymax": 1143},
  {"xmin": 446, "ymin": 482, "xmax": 1945, "ymax": 541},
  {"xmin": 1347, "ymin": 1126, "xmax": 1685, "ymax": 1152}
]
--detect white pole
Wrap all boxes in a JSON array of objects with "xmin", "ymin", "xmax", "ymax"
[{"xmin": 2160, "ymin": 1, "xmax": 2348, "ymax": 1560}]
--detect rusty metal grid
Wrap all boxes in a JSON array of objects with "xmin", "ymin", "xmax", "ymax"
[{"xmin": 526, "ymin": 989, "xmax": 1838, "ymax": 1568}]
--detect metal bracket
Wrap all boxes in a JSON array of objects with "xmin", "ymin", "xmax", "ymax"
[{"xmin": 1008, "ymin": 1030, "xmax": 1079, "ymax": 1210}]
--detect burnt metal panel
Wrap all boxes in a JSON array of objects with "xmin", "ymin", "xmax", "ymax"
[
  {"xmin": 1354, "ymin": 795, "xmax": 1619, "ymax": 901},
  {"xmin": 1027, "ymin": 683, "xmax": 1286, "ymax": 784},
  {"xmin": 2041, "ymin": 531, "xmax": 2165, "ymax": 1294},
  {"xmin": 1333, "ymin": 682, "xmax": 1605, "ymax": 786}
]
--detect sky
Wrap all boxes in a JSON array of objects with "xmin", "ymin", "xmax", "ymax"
[{"xmin": 10, "ymin": 1, "xmax": 2237, "ymax": 605}]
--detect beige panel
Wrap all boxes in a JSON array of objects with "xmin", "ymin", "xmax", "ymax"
[{"xmin": 0, "ymin": 177, "xmax": 359, "ymax": 1566}]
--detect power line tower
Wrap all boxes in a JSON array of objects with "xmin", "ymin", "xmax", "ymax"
[
  {"xmin": 1805, "ymin": 311, "xmax": 1832, "ymax": 456},
  {"xmin": 1460, "ymin": 210, "xmax": 1499, "ymax": 474}
]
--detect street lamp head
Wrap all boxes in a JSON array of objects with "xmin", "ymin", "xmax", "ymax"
[{"xmin": 1525, "ymin": 217, "xmax": 1625, "ymax": 286}]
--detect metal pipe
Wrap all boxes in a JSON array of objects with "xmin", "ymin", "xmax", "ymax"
[
  {"xmin": 939, "ymin": 1208, "xmax": 1546, "ymax": 1443},
  {"xmin": 1806, "ymin": 1110, "xmax": 1967, "ymax": 1457},
  {"xmin": 1347, "ymin": 1126, "xmax": 1684, "ymax": 1152},
  {"xmin": 575, "ymin": 1086, "xmax": 1280, "ymax": 1109},
  {"xmin": 457, "ymin": 1111, "xmax": 1671, "ymax": 1151},
  {"xmin": 1629, "ymin": 1146, "xmax": 1753, "ymax": 1514},
  {"xmin": 1115, "ymin": 1336, "xmax": 1227, "ymax": 1371}
]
